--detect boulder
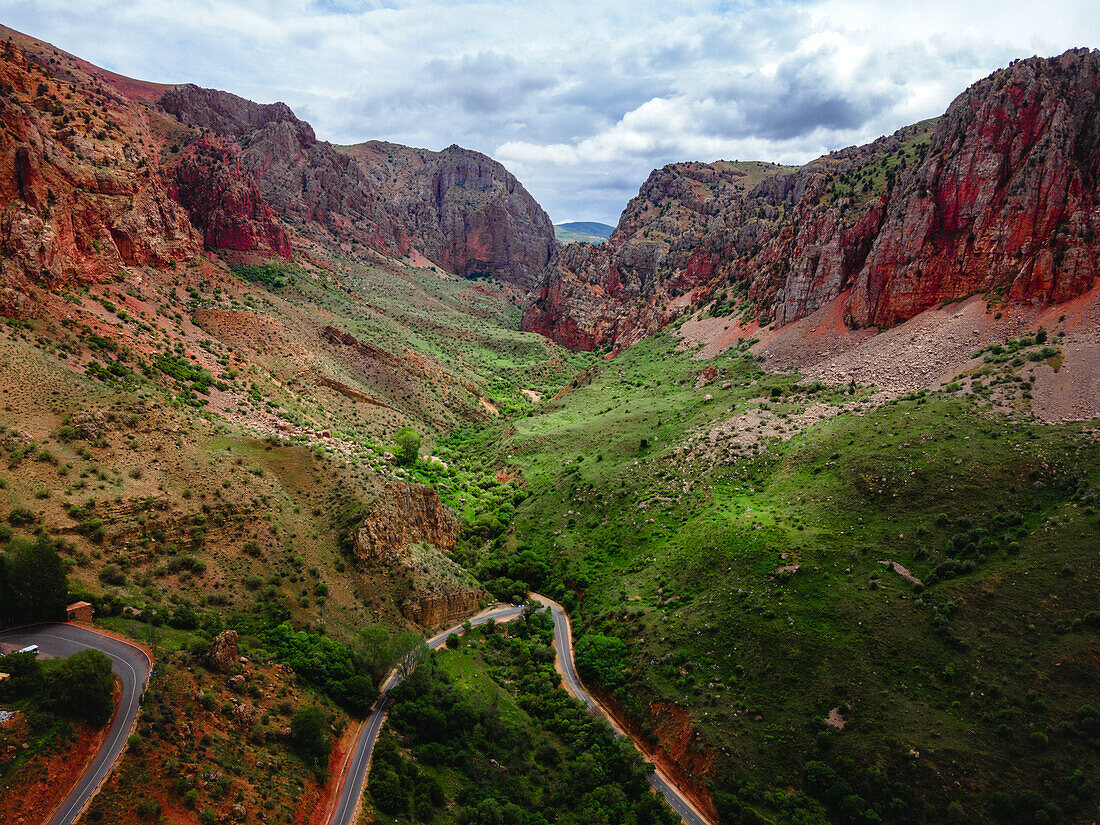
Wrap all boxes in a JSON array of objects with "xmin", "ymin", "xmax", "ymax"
[{"xmin": 208, "ymin": 630, "xmax": 239, "ymax": 672}]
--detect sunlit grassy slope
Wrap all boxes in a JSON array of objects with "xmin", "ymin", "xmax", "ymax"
[{"xmin": 455, "ymin": 329, "xmax": 1100, "ymax": 823}]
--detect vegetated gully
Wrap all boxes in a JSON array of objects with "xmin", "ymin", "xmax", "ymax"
[
  {"xmin": 328, "ymin": 594, "xmax": 712, "ymax": 825},
  {"xmin": 0, "ymin": 623, "xmax": 153, "ymax": 825}
]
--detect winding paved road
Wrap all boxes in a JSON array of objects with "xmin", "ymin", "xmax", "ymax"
[
  {"xmin": 328, "ymin": 597, "xmax": 712, "ymax": 825},
  {"xmin": 327, "ymin": 603, "xmax": 526, "ymax": 825},
  {"xmin": 528, "ymin": 594, "xmax": 712, "ymax": 825},
  {"xmin": 1, "ymin": 606, "xmax": 706, "ymax": 825},
  {"xmin": 0, "ymin": 623, "xmax": 152, "ymax": 825}
]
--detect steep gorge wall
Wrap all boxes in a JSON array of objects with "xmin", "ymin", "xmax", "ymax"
[
  {"xmin": 849, "ymin": 49, "xmax": 1100, "ymax": 327},
  {"xmin": 525, "ymin": 48, "xmax": 1100, "ymax": 350},
  {"xmin": 0, "ymin": 25, "xmax": 556, "ymax": 315},
  {"xmin": 159, "ymin": 86, "xmax": 557, "ymax": 288},
  {"xmin": 0, "ymin": 37, "xmax": 201, "ymax": 314}
]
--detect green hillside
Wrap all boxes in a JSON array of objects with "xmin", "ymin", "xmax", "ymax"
[
  {"xmin": 554, "ymin": 222, "xmax": 615, "ymax": 244},
  {"xmin": 447, "ymin": 329, "xmax": 1100, "ymax": 825}
]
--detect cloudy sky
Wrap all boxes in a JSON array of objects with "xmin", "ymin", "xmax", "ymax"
[{"xmin": 3, "ymin": 1, "xmax": 1097, "ymax": 224}]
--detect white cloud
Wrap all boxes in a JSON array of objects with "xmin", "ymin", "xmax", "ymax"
[{"xmin": 2, "ymin": 0, "xmax": 1096, "ymax": 223}]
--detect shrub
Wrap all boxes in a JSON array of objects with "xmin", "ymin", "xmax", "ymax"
[
  {"xmin": 135, "ymin": 799, "xmax": 160, "ymax": 820},
  {"xmin": 290, "ymin": 705, "xmax": 332, "ymax": 770},
  {"xmin": 98, "ymin": 563, "xmax": 126, "ymax": 586},
  {"xmin": 8, "ymin": 507, "xmax": 36, "ymax": 526}
]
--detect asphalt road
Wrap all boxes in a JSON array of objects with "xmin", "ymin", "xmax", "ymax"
[
  {"xmin": 528, "ymin": 593, "xmax": 712, "ymax": 825},
  {"xmin": 329, "ymin": 597, "xmax": 711, "ymax": 825},
  {"xmin": 327, "ymin": 603, "xmax": 526, "ymax": 825},
  {"xmin": 0, "ymin": 623, "xmax": 152, "ymax": 825}
]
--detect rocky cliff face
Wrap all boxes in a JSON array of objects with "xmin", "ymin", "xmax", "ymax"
[
  {"xmin": 352, "ymin": 481, "xmax": 461, "ymax": 563},
  {"xmin": 849, "ymin": 49, "xmax": 1100, "ymax": 327},
  {"xmin": 0, "ymin": 27, "xmax": 555, "ymax": 316},
  {"xmin": 350, "ymin": 482, "xmax": 482, "ymax": 628},
  {"xmin": 0, "ymin": 37, "xmax": 201, "ymax": 314},
  {"xmin": 159, "ymin": 86, "xmax": 556, "ymax": 288},
  {"xmin": 170, "ymin": 134, "xmax": 291, "ymax": 259},
  {"xmin": 339, "ymin": 141, "xmax": 558, "ymax": 291},
  {"xmin": 525, "ymin": 49, "xmax": 1100, "ymax": 350}
]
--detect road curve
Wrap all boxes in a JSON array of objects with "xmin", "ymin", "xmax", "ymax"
[
  {"xmin": 328, "ymin": 596, "xmax": 712, "ymax": 825},
  {"xmin": 528, "ymin": 593, "xmax": 714, "ymax": 825},
  {"xmin": 327, "ymin": 603, "xmax": 526, "ymax": 825},
  {"xmin": 0, "ymin": 623, "xmax": 152, "ymax": 825}
]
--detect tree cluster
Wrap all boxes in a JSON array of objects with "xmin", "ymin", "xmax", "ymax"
[{"xmin": 0, "ymin": 534, "xmax": 68, "ymax": 628}]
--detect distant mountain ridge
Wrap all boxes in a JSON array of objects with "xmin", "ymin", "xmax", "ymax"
[
  {"xmin": 554, "ymin": 222, "xmax": 614, "ymax": 244},
  {"xmin": 0, "ymin": 24, "xmax": 557, "ymax": 306},
  {"xmin": 524, "ymin": 49, "xmax": 1100, "ymax": 351}
]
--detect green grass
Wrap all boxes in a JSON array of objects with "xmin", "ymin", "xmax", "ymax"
[
  {"xmin": 447, "ymin": 328, "xmax": 1100, "ymax": 824},
  {"xmin": 96, "ymin": 616, "xmax": 204, "ymax": 651}
]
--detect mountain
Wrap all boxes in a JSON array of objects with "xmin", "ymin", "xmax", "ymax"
[
  {"xmin": 0, "ymin": 23, "xmax": 583, "ymax": 644},
  {"xmin": 554, "ymin": 221, "xmax": 614, "ymax": 244},
  {"xmin": 0, "ymin": 23, "xmax": 556, "ymax": 311},
  {"xmin": 524, "ymin": 49, "xmax": 1100, "ymax": 351},
  {"xmin": 159, "ymin": 84, "xmax": 558, "ymax": 291}
]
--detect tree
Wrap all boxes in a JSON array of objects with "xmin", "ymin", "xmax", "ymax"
[
  {"xmin": 290, "ymin": 705, "xmax": 331, "ymax": 770},
  {"xmin": 0, "ymin": 651, "xmax": 42, "ymax": 700},
  {"xmin": 45, "ymin": 649, "xmax": 115, "ymax": 724},
  {"xmin": 575, "ymin": 634, "xmax": 629, "ymax": 687},
  {"xmin": 338, "ymin": 672, "xmax": 376, "ymax": 713},
  {"xmin": 394, "ymin": 427, "xmax": 421, "ymax": 466},
  {"xmin": 355, "ymin": 625, "xmax": 425, "ymax": 682},
  {"xmin": 396, "ymin": 641, "xmax": 429, "ymax": 683},
  {"xmin": 0, "ymin": 535, "xmax": 68, "ymax": 627}
]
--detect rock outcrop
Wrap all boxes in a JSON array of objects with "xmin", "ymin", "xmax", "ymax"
[
  {"xmin": 338, "ymin": 141, "xmax": 557, "ymax": 290},
  {"xmin": 524, "ymin": 48, "xmax": 1100, "ymax": 350},
  {"xmin": 402, "ymin": 589, "xmax": 482, "ymax": 629},
  {"xmin": 350, "ymin": 482, "xmax": 482, "ymax": 627},
  {"xmin": 208, "ymin": 630, "xmax": 239, "ymax": 672},
  {"xmin": 352, "ymin": 481, "xmax": 461, "ymax": 563}
]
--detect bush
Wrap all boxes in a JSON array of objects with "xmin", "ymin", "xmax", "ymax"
[
  {"xmin": 135, "ymin": 799, "xmax": 160, "ymax": 820},
  {"xmin": 7, "ymin": 506, "xmax": 35, "ymax": 526},
  {"xmin": 98, "ymin": 563, "xmax": 126, "ymax": 586},
  {"xmin": 291, "ymin": 706, "xmax": 332, "ymax": 771}
]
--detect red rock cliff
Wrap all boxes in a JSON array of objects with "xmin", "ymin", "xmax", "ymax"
[
  {"xmin": 159, "ymin": 87, "xmax": 556, "ymax": 288},
  {"xmin": 524, "ymin": 48, "xmax": 1100, "ymax": 350},
  {"xmin": 849, "ymin": 49, "xmax": 1100, "ymax": 327},
  {"xmin": 170, "ymin": 134, "xmax": 291, "ymax": 259},
  {"xmin": 0, "ymin": 36, "xmax": 201, "ymax": 313}
]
